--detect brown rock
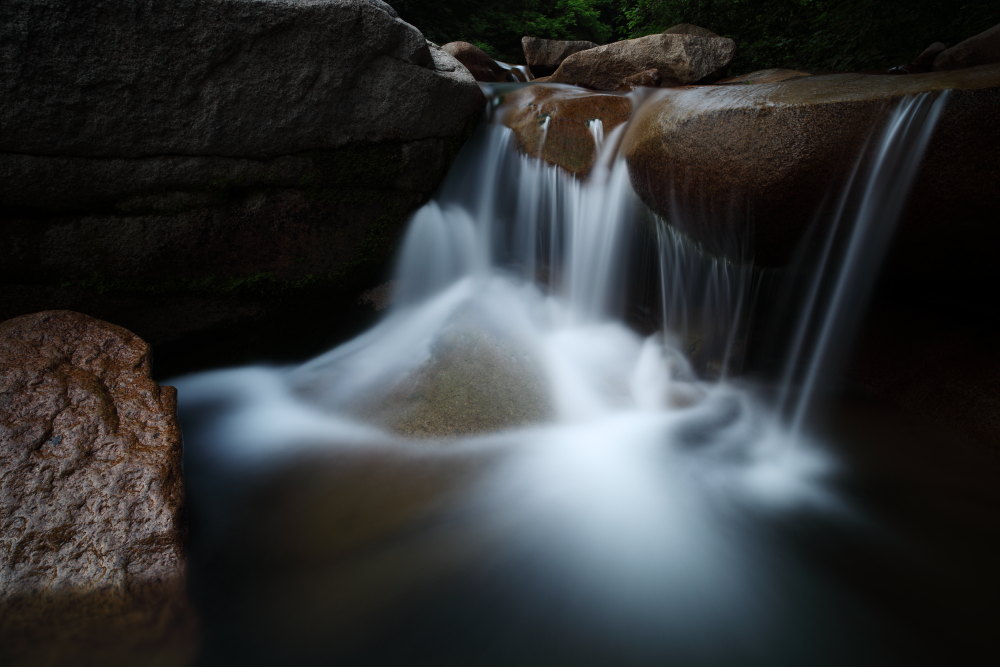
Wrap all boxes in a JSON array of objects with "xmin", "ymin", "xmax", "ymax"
[
  {"xmin": 358, "ymin": 325, "xmax": 552, "ymax": 438},
  {"xmin": 502, "ymin": 85, "xmax": 633, "ymax": 176},
  {"xmin": 623, "ymin": 65, "xmax": 1000, "ymax": 268},
  {"xmin": 663, "ymin": 23, "xmax": 720, "ymax": 38},
  {"xmin": 623, "ymin": 68, "xmax": 668, "ymax": 88},
  {"xmin": 934, "ymin": 23, "xmax": 1000, "ymax": 71},
  {"xmin": 548, "ymin": 33, "xmax": 736, "ymax": 91},
  {"xmin": 521, "ymin": 36, "xmax": 599, "ymax": 77},
  {"xmin": 441, "ymin": 41, "xmax": 511, "ymax": 82},
  {"xmin": 0, "ymin": 310, "xmax": 192, "ymax": 665},
  {"xmin": 914, "ymin": 41, "xmax": 947, "ymax": 68},
  {"xmin": 717, "ymin": 68, "xmax": 812, "ymax": 85}
]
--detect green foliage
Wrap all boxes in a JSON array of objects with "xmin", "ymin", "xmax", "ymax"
[
  {"xmin": 391, "ymin": 0, "xmax": 996, "ymax": 72},
  {"xmin": 622, "ymin": 0, "xmax": 997, "ymax": 73},
  {"xmin": 392, "ymin": 0, "xmax": 631, "ymax": 62}
]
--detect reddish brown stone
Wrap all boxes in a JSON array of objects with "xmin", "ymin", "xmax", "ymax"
[
  {"xmin": 548, "ymin": 33, "xmax": 735, "ymax": 91},
  {"xmin": 521, "ymin": 36, "xmax": 598, "ymax": 77},
  {"xmin": 934, "ymin": 23, "xmax": 1000, "ymax": 71},
  {"xmin": 442, "ymin": 41, "xmax": 510, "ymax": 82},
  {"xmin": 0, "ymin": 310, "xmax": 192, "ymax": 665},
  {"xmin": 716, "ymin": 68, "xmax": 812, "ymax": 85},
  {"xmin": 623, "ymin": 64, "xmax": 1000, "ymax": 267},
  {"xmin": 502, "ymin": 85, "xmax": 632, "ymax": 176}
]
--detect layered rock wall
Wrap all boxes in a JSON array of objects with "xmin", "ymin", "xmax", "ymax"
[{"xmin": 0, "ymin": 0, "xmax": 485, "ymax": 345}]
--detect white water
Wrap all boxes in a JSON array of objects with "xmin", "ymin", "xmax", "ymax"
[
  {"xmin": 174, "ymin": 85, "xmax": 948, "ymax": 663},
  {"xmin": 497, "ymin": 60, "xmax": 533, "ymax": 82}
]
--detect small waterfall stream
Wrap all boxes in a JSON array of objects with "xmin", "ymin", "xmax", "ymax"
[{"xmin": 175, "ymin": 85, "xmax": 957, "ymax": 665}]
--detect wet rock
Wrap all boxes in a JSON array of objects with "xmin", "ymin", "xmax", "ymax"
[
  {"xmin": 0, "ymin": 0, "xmax": 484, "ymax": 345},
  {"xmin": 717, "ymin": 68, "xmax": 813, "ymax": 84},
  {"xmin": 623, "ymin": 64, "xmax": 1000, "ymax": 269},
  {"xmin": 0, "ymin": 310, "xmax": 193, "ymax": 665},
  {"xmin": 361, "ymin": 324, "xmax": 551, "ymax": 438},
  {"xmin": 502, "ymin": 85, "xmax": 632, "ymax": 176},
  {"xmin": 442, "ymin": 41, "xmax": 511, "ymax": 82},
  {"xmin": 548, "ymin": 32, "xmax": 736, "ymax": 91},
  {"xmin": 623, "ymin": 68, "xmax": 664, "ymax": 88},
  {"xmin": 521, "ymin": 36, "xmax": 599, "ymax": 77},
  {"xmin": 934, "ymin": 23, "xmax": 1000, "ymax": 71}
]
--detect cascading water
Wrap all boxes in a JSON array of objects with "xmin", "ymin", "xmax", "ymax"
[{"xmin": 175, "ymin": 84, "xmax": 955, "ymax": 665}]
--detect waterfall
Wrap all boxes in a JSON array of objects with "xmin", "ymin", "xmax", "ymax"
[
  {"xmin": 777, "ymin": 92, "xmax": 951, "ymax": 432},
  {"xmin": 173, "ymin": 84, "xmax": 952, "ymax": 665}
]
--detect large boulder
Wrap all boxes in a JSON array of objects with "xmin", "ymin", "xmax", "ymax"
[
  {"xmin": 662, "ymin": 23, "xmax": 720, "ymax": 38},
  {"xmin": 442, "ymin": 41, "xmax": 511, "ymax": 82},
  {"xmin": 548, "ymin": 32, "xmax": 736, "ymax": 91},
  {"xmin": 0, "ymin": 0, "xmax": 484, "ymax": 347},
  {"xmin": 623, "ymin": 64, "xmax": 1000, "ymax": 271},
  {"xmin": 934, "ymin": 23, "xmax": 1000, "ymax": 71},
  {"xmin": 717, "ymin": 68, "xmax": 813, "ymax": 85},
  {"xmin": 0, "ymin": 311, "xmax": 193, "ymax": 665},
  {"xmin": 501, "ymin": 86, "xmax": 632, "ymax": 176},
  {"xmin": 521, "ymin": 36, "xmax": 599, "ymax": 77}
]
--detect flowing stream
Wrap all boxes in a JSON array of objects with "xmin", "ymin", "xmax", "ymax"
[{"xmin": 174, "ymin": 85, "xmax": 964, "ymax": 665}]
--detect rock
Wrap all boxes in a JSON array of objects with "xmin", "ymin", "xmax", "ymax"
[
  {"xmin": 623, "ymin": 68, "xmax": 664, "ymax": 88},
  {"xmin": 359, "ymin": 323, "xmax": 552, "ymax": 438},
  {"xmin": 0, "ymin": 0, "xmax": 484, "ymax": 346},
  {"xmin": 915, "ymin": 41, "xmax": 948, "ymax": 68},
  {"xmin": 442, "ymin": 41, "xmax": 511, "ymax": 82},
  {"xmin": 502, "ymin": 85, "xmax": 633, "ymax": 176},
  {"xmin": 890, "ymin": 42, "xmax": 948, "ymax": 75},
  {"xmin": 521, "ymin": 36, "xmax": 599, "ymax": 77},
  {"xmin": 0, "ymin": 310, "xmax": 193, "ymax": 665},
  {"xmin": 623, "ymin": 64, "xmax": 1000, "ymax": 269},
  {"xmin": 717, "ymin": 68, "xmax": 812, "ymax": 85},
  {"xmin": 663, "ymin": 23, "xmax": 720, "ymax": 38},
  {"xmin": 548, "ymin": 33, "xmax": 736, "ymax": 91},
  {"xmin": 935, "ymin": 23, "xmax": 1000, "ymax": 71}
]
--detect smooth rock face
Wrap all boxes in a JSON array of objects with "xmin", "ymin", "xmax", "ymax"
[
  {"xmin": 934, "ymin": 23, "xmax": 1000, "ymax": 71},
  {"xmin": 623, "ymin": 64, "xmax": 1000, "ymax": 269},
  {"xmin": 0, "ymin": 0, "xmax": 484, "ymax": 345},
  {"xmin": 442, "ymin": 41, "xmax": 510, "ymax": 82},
  {"xmin": 521, "ymin": 36, "xmax": 599, "ymax": 77},
  {"xmin": 548, "ymin": 32, "xmax": 736, "ymax": 91},
  {"xmin": 662, "ymin": 23, "xmax": 720, "ymax": 38},
  {"xmin": 717, "ymin": 68, "xmax": 813, "ymax": 85},
  {"xmin": 502, "ymin": 85, "xmax": 632, "ymax": 176},
  {"xmin": 0, "ymin": 0, "xmax": 469, "ymax": 157},
  {"xmin": 915, "ymin": 42, "xmax": 947, "ymax": 68},
  {"xmin": 0, "ymin": 310, "xmax": 191, "ymax": 664}
]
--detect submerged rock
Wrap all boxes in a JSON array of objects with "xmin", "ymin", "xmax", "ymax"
[
  {"xmin": 548, "ymin": 32, "xmax": 736, "ymax": 91},
  {"xmin": 0, "ymin": 0, "xmax": 484, "ymax": 346},
  {"xmin": 521, "ymin": 36, "xmax": 599, "ymax": 77},
  {"xmin": 0, "ymin": 310, "xmax": 193, "ymax": 665},
  {"xmin": 623, "ymin": 64, "xmax": 1000, "ymax": 269},
  {"xmin": 362, "ymin": 324, "xmax": 552, "ymax": 438},
  {"xmin": 442, "ymin": 41, "xmax": 511, "ymax": 82},
  {"xmin": 502, "ymin": 85, "xmax": 632, "ymax": 176}
]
